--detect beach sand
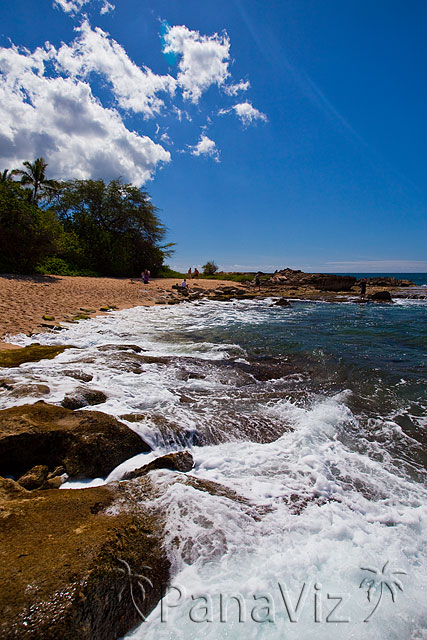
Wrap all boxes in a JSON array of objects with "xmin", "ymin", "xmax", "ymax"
[{"xmin": 0, "ymin": 274, "xmax": 235, "ymax": 349}]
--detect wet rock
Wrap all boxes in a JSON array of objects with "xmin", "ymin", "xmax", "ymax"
[
  {"xmin": 97, "ymin": 344, "xmax": 144, "ymax": 353},
  {"xmin": 0, "ymin": 345, "xmax": 74, "ymax": 369},
  {"xmin": 10, "ymin": 383, "xmax": 50, "ymax": 398},
  {"xmin": 0, "ymin": 402, "xmax": 150, "ymax": 479},
  {"xmin": 0, "ymin": 477, "xmax": 169, "ymax": 640},
  {"xmin": 122, "ymin": 451, "xmax": 194, "ymax": 480},
  {"xmin": 61, "ymin": 387, "xmax": 108, "ymax": 410},
  {"xmin": 62, "ymin": 370, "xmax": 93, "ymax": 383},
  {"xmin": 273, "ymin": 298, "xmax": 291, "ymax": 307},
  {"xmin": 119, "ymin": 413, "xmax": 146, "ymax": 423},
  {"xmin": 0, "ymin": 378, "xmax": 14, "ymax": 390},
  {"xmin": 17, "ymin": 465, "xmax": 49, "ymax": 490},
  {"xmin": 370, "ymin": 291, "xmax": 393, "ymax": 302}
]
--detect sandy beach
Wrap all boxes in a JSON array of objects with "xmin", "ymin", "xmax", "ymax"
[{"xmin": 0, "ymin": 274, "xmax": 236, "ymax": 349}]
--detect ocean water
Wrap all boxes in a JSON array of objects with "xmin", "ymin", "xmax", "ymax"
[{"xmin": 1, "ymin": 294, "xmax": 426, "ymax": 639}]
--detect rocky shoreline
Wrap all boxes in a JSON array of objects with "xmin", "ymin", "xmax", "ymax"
[{"xmin": 0, "ymin": 270, "xmax": 423, "ymax": 638}]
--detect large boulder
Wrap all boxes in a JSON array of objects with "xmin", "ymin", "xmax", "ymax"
[
  {"xmin": 313, "ymin": 275, "xmax": 356, "ymax": 291},
  {"xmin": 0, "ymin": 402, "xmax": 150, "ymax": 480},
  {"xmin": 61, "ymin": 387, "xmax": 108, "ymax": 410},
  {"xmin": 0, "ymin": 476, "xmax": 169, "ymax": 640},
  {"xmin": 370, "ymin": 290, "xmax": 393, "ymax": 302}
]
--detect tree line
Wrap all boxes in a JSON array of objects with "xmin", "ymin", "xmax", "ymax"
[{"xmin": 0, "ymin": 158, "xmax": 173, "ymax": 277}]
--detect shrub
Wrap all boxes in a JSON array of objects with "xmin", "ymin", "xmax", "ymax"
[{"xmin": 202, "ymin": 260, "xmax": 218, "ymax": 276}]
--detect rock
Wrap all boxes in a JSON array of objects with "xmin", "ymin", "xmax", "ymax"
[
  {"xmin": 0, "ymin": 402, "xmax": 150, "ymax": 480},
  {"xmin": 370, "ymin": 291, "xmax": 392, "ymax": 302},
  {"xmin": 0, "ymin": 476, "xmax": 29, "ymax": 500},
  {"xmin": 17, "ymin": 465, "xmax": 49, "ymax": 490},
  {"xmin": 40, "ymin": 475, "xmax": 68, "ymax": 490},
  {"xmin": 0, "ymin": 477, "xmax": 169, "ymax": 640},
  {"xmin": 0, "ymin": 345, "xmax": 74, "ymax": 369},
  {"xmin": 273, "ymin": 298, "xmax": 291, "ymax": 307},
  {"xmin": 313, "ymin": 275, "xmax": 356, "ymax": 292},
  {"xmin": 10, "ymin": 383, "xmax": 50, "ymax": 398},
  {"xmin": 62, "ymin": 370, "xmax": 93, "ymax": 383},
  {"xmin": 0, "ymin": 378, "xmax": 14, "ymax": 390},
  {"xmin": 61, "ymin": 387, "xmax": 108, "ymax": 410},
  {"xmin": 97, "ymin": 344, "xmax": 144, "ymax": 353},
  {"xmin": 122, "ymin": 451, "xmax": 194, "ymax": 480},
  {"xmin": 364, "ymin": 277, "xmax": 414, "ymax": 287}
]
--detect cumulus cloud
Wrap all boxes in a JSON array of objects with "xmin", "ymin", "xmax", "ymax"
[
  {"xmin": 53, "ymin": 0, "xmax": 114, "ymax": 15},
  {"xmin": 223, "ymin": 80, "xmax": 250, "ymax": 96},
  {"xmin": 162, "ymin": 25, "xmax": 230, "ymax": 102},
  {"xmin": 188, "ymin": 135, "xmax": 219, "ymax": 161},
  {"xmin": 0, "ymin": 43, "xmax": 170, "ymax": 186},
  {"xmin": 219, "ymin": 101, "xmax": 267, "ymax": 126},
  {"xmin": 56, "ymin": 21, "xmax": 176, "ymax": 117}
]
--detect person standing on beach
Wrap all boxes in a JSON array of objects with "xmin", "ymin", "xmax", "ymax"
[
  {"xmin": 142, "ymin": 269, "xmax": 150, "ymax": 284},
  {"xmin": 360, "ymin": 278, "xmax": 367, "ymax": 297},
  {"xmin": 187, "ymin": 267, "xmax": 192, "ymax": 278},
  {"xmin": 193, "ymin": 267, "xmax": 199, "ymax": 278}
]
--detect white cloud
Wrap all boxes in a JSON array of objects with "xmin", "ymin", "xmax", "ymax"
[
  {"xmin": 162, "ymin": 25, "xmax": 230, "ymax": 103},
  {"xmin": 56, "ymin": 21, "xmax": 176, "ymax": 117},
  {"xmin": 0, "ymin": 43, "xmax": 170, "ymax": 186},
  {"xmin": 100, "ymin": 1, "xmax": 114, "ymax": 14},
  {"xmin": 219, "ymin": 101, "xmax": 267, "ymax": 126},
  {"xmin": 189, "ymin": 135, "xmax": 219, "ymax": 161},
  {"xmin": 223, "ymin": 80, "xmax": 250, "ymax": 96},
  {"xmin": 53, "ymin": 0, "xmax": 115, "ymax": 15}
]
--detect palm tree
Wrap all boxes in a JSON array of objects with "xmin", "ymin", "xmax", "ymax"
[
  {"xmin": 13, "ymin": 157, "xmax": 59, "ymax": 203},
  {"xmin": 0, "ymin": 168, "xmax": 19, "ymax": 182}
]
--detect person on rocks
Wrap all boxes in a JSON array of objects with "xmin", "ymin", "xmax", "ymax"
[
  {"xmin": 255, "ymin": 274, "xmax": 261, "ymax": 290},
  {"xmin": 360, "ymin": 278, "xmax": 367, "ymax": 297},
  {"xmin": 142, "ymin": 269, "xmax": 150, "ymax": 284},
  {"xmin": 181, "ymin": 279, "xmax": 188, "ymax": 289}
]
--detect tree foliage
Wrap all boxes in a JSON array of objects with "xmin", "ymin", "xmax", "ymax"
[
  {"xmin": 0, "ymin": 157, "xmax": 172, "ymax": 277},
  {"xmin": 51, "ymin": 179, "xmax": 172, "ymax": 277},
  {"xmin": 0, "ymin": 181, "xmax": 63, "ymax": 273},
  {"xmin": 13, "ymin": 157, "xmax": 59, "ymax": 204}
]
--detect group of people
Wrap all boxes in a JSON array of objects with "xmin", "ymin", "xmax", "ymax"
[{"xmin": 187, "ymin": 267, "xmax": 199, "ymax": 278}]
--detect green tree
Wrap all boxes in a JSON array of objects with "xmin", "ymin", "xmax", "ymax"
[
  {"xmin": 13, "ymin": 157, "xmax": 59, "ymax": 204},
  {"xmin": 0, "ymin": 181, "xmax": 63, "ymax": 273},
  {"xmin": 202, "ymin": 260, "xmax": 218, "ymax": 275},
  {"xmin": 52, "ymin": 179, "xmax": 173, "ymax": 277}
]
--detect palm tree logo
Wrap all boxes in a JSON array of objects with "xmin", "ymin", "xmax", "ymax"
[
  {"xmin": 117, "ymin": 558, "xmax": 153, "ymax": 620},
  {"xmin": 359, "ymin": 560, "xmax": 407, "ymax": 622}
]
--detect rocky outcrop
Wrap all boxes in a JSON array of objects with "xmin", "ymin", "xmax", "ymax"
[
  {"xmin": 268, "ymin": 269, "xmax": 356, "ymax": 291},
  {"xmin": 0, "ymin": 344, "xmax": 74, "ymax": 368},
  {"xmin": 363, "ymin": 277, "xmax": 414, "ymax": 287},
  {"xmin": 0, "ymin": 475, "xmax": 169, "ymax": 640},
  {"xmin": 122, "ymin": 451, "xmax": 194, "ymax": 480},
  {"xmin": 0, "ymin": 402, "xmax": 150, "ymax": 480}
]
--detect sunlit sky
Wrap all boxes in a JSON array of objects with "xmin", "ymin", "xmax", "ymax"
[{"xmin": 1, "ymin": 0, "xmax": 426, "ymax": 272}]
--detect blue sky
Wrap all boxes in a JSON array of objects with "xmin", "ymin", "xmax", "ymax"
[{"xmin": 1, "ymin": 0, "xmax": 426, "ymax": 272}]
